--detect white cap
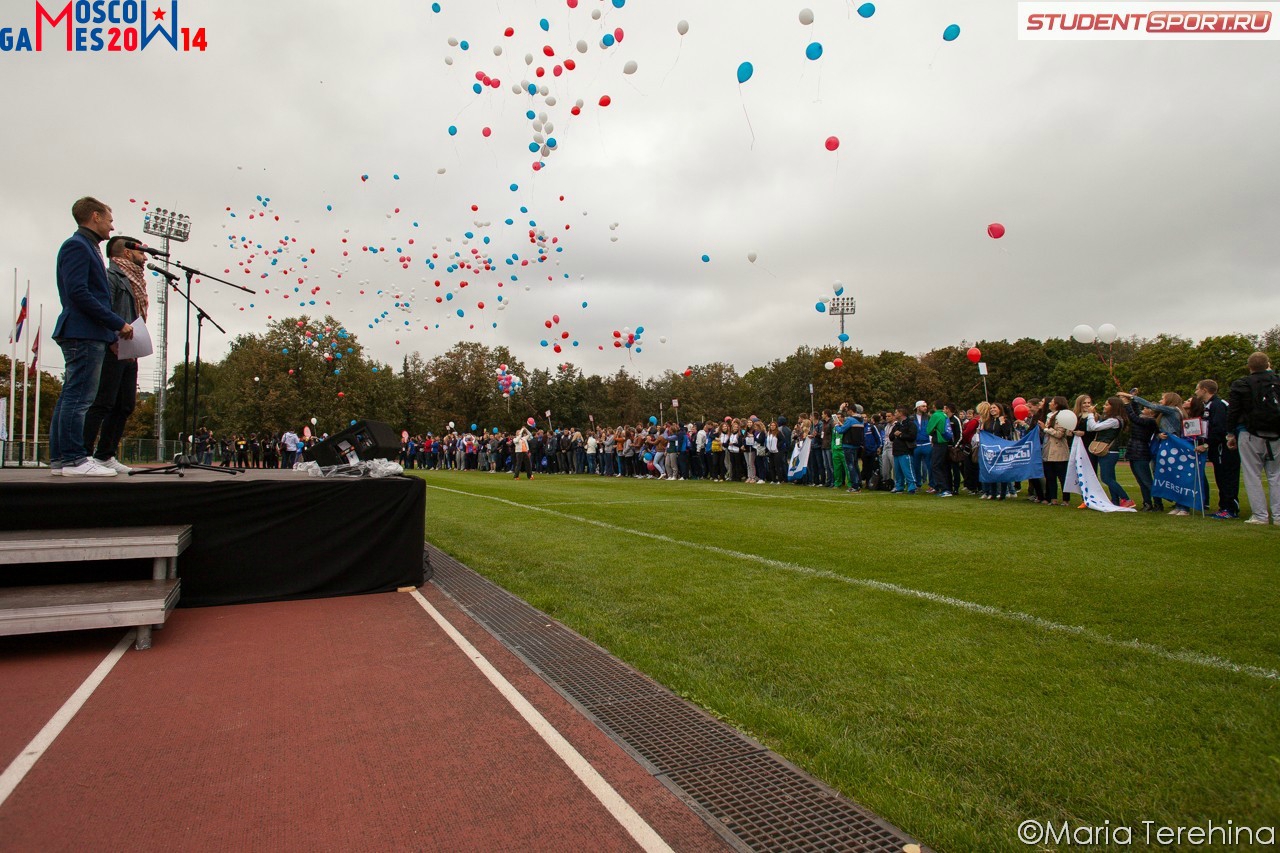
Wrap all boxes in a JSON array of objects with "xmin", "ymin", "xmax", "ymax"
[{"xmin": 915, "ymin": 400, "xmax": 927, "ymax": 409}]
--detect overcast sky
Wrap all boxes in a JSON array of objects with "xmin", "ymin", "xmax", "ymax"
[{"xmin": 3, "ymin": 0, "xmax": 1278, "ymax": 394}]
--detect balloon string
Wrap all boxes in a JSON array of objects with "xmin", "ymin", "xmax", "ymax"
[
  {"xmin": 661, "ymin": 38, "xmax": 683, "ymax": 89},
  {"xmin": 740, "ymin": 94, "xmax": 756, "ymax": 150}
]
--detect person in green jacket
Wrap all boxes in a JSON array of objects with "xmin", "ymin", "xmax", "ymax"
[
  {"xmin": 831, "ymin": 415, "xmax": 849, "ymax": 489},
  {"xmin": 926, "ymin": 402, "xmax": 956, "ymax": 497}
]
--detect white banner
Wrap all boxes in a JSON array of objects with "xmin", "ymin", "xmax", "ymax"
[
  {"xmin": 1063, "ymin": 437, "xmax": 1136, "ymax": 512},
  {"xmin": 1019, "ymin": 2, "xmax": 1280, "ymax": 40},
  {"xmin": 0, "ymin": 398, "xmax": 6, "ymax": 441}
]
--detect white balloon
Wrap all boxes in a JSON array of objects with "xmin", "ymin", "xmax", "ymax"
[
  {"xmin": 524, "ymin": 53, "xmax": 534, "ymax": 65},
  {"xmin": 544, "ymin": 96, "xmax": 557, "ymax": 107},
  {"xmin": 493, "ymin": 45, "xmax": 503, "ymax": 56},
  {"xmin": 1097, "ymin": 323, "xmax": 1119, "ymax": 344},
  {"xmin": 825, "ymin": 361, "xmax": 836, "ymax": 371},
  {"xmin": 591, "ymin": 8, "xmax": 601, "ymax": 19},
  {"xmin": 447, "ymin": 37, "xmax": 459, "ymax": 46},
  {"xmin": 747, "ymin": 252, "xmax": 758, "ymax": 263},
  {"xmin": 799, "ymin": 8, "xmax": 815, "ymax": 25},
  {"xmin": 444, "ymin": 56, "xmax": 454, "ymax": 66},
  {"xmin": 1054, "ymin": 410, "xmax": 1078, "ymax": 432},
  {"xmin": 1072, "ymin": 324, "xmax": 1097, "ymax": 344},
  {"xmin": 623, "ymin": 60, "xmax": 638, "ymax": 75},
  {"xmin": 677, "ymin": 20, "xmax": 689, "ymax": 35},
  {"xmin": 311, "ymin": 417, "xmax": 318, "ymax": 425},
  {"xmin": 511, "ymin": 83, "xmax": 523, "ymax": 94},
  {"xmin": 660, "ymin": 336, "xmax": 668, "ymax": 344},
  {"xmin": 576, "ymin": 39, "xmax": 588, "ymax": 53}
]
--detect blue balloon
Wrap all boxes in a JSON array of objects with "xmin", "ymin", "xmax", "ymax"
[
  {"xmin": 456, "ymin": 309, "xmax": 464, "ymax": 317},
  {"xmin": 602, "ymin": 33, "xmax": 615, "ymax": 47},
  {"xmin": 431, "ymin": 2, "xmax": 440, "ymax": 11},
  {"xmin": 541, "ymin": 339, "xmax": 549, "ymax": 347},
  {"xmin": 635, "ymin": 326, "xmax": 645, "ymax": 334},
  {"xmin": 459, "ymin": 40, "xmax": 469, "ymax": 50},
  {"xmin": 701, "ymin": 254, "xmax": 710, "ymax": 263},
  {"xmin": 805, "ymin": 42, "xmax": 823, "ymax": 60},
  {"xmin": 510, "ymin": 183, "xmax": 519, "ymax": 191},
  {"xmin": 613, "ymin": 0, "xmax": 625, "ymax": 7},
  {"xmin": 325, "ymin": 204, "xmax": 332, "ymax": 211},
  {"xmin": 736, "ymin": 61, "xmax": 754, "ymax": 84},
  {"xmin": 539, "ymin": 17, "xmax": 549, "ymax": 30},
  {"xmin": 547, "ymin": 137, "xmax": 557, "ymax": 148},
  {"xmin": 838, "ymin": 333, "xmax": 850, "ymax": 343},
  {"xmin": 649, "ymin": 416, "xmax": 658, "ymax": 425},
  {"xmin": 472, "ymin": 83, "xmax": 482, "ymax": 94},
  {"xmin": 493, "ymin": 427, "xmax": 499, "ymax": 434},
  {"xmin": 471, "ymin": 424, "xmax": 478, "ymax": 431},
  {"xmin": 815, "ymin": 302, "xmax": 827, "ymax": 313},
  {"xmin": 857, "ymin": 2, "xmax": 875, "ymax": 17},
  {"xmin": 943, "ymin": 24, "xmax": 961, "ymax": 41},
  {"xmin": 528, "ymin": 142, "xmax": 540, "ymax": 152},
  {"xmin": 448, "ymin": 125, "xmax": 457, "ymax": 136},
  {"xmin": 582, "ymin": 301, "xmax": 588, "ymax": 308}
]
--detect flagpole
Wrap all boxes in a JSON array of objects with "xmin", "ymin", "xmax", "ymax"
[
  {"xmin": 21, "ymin": 282, "xmax": 30, "ymax": 463},
  {"xmin": 7, "ymin": 271, "xmax": 15, "ymax": 462},
  {"xmin": 32, "ymin": 306, "xmax": 42, "ymax": 465}
]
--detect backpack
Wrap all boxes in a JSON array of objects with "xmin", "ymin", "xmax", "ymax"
[{"xmin": 1249, "ymin": 373, "xmax": 1280, "ymax": 439}]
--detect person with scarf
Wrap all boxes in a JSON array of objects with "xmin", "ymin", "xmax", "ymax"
[{"xmin": 83, "ymin": 234, "xmax": 148, "ymax": 474}]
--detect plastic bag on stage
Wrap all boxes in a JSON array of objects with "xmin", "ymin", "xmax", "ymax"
[{"xmin": 296, "ymin": 459, "xmax": 405, "ymax": 479}]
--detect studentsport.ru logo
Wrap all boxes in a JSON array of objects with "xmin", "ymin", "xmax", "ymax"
[
  {"xmin": 1, "ymin": 2, "xmax": 207, "ymax": 52},
  {"xmin": 1018, "ymin": 1, "xmax": 1280, "ymax": 39}
]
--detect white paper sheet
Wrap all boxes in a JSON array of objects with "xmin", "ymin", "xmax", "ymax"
[{"xmin": 116, "ymin": 317, "xmax": 154, "ymax": 359}]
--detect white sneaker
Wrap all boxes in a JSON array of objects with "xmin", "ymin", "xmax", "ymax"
[
  {"xmin": 63, "ymin": 458, "xmax": 118, "ymax": 478},
  {"xmin": 49, "ymin": 466, "xmax": 62, "ymax": 476},
  {"xmin": 98, "ymin": 457, "xmax": 134, "ymax": 474},
  {"xmin": 1244, "ymin": 516, "xmax": 1270, "ymax": 526}
]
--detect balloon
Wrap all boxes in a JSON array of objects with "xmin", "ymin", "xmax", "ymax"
[
  {"xmin": 701, "ymin": 254, "xmax": 710, "ymax": 263},
  {"xmin": 1054, "ymin": 410, "xmax": 1078, "ymax": 432},
  {"xmin": 1014, "ymin": 404, "xmax": 1031, "ymax": 421},
  {"xmin": 833, "ymin": 281, "xmax": 844, "ymax": 295},
  {"xmin": 805, "ymin": 42, "xmax": 823, "ymax": 61},
  {"xmin": 967, "ymin": 347, "xmax": 981, "ymax": 363},
  {"xmin": 833, "ymin": 358, "xmax": 844, "ymax": 368},
  {"xmin": 736, "ymin": 61, "xmax": 753, "ymax": 84},
  {"xmin": 1013, "ymin": 397, "xmax": 1027, "ymax": 407},
  {"xmin": 677, "ymin": 20, "xmax": 689, "ymax": 35},
  {"xmin": 857, "ymin": 2, "xmax": 875, "ymax": 17},
  {"xmin": 747, "ymin": 252, "xmax": 758, "ymax": 263},
  {"xmin": 683, "ymin": 369, "xmax": 692, "ymax": 377},
  {"xmin": 815, "ymin": 302, "xmax": 827, "ymax": 313},
  {"xmin": 1097, "ymin": 323, "xmax": 1119, "ymax": 344},
  {"xmin": 825, "ymin": 136, "xmax": 839, "ymax": 151},
  {"xmin": 987, "ymin": 222, "xmax": 1005, "ymax": 239},
  {"xmin": 493, "ymin": 427, "xmax": 499, "ymax": 434},
  {"xmin": 448, "ymin": 422, "xmax": 456, "ymax": 429},
  {"xmin": 649, "ymin": 416, "xmax": 658, "ymax": 425},
  {"xmin": 799, "ymin": 8, "xmax": 814, "ymax": 25},
  {"xmin": 527, "ymin": 417, "xmax": 536, "ymax": 426},
  {"xmin": 659, "ymin": 336, "xmax": 668, "ymax": 343},
  {"xmin": 1072, "ymin": 324, "xmax": 1096, "ymax": 344},
  {"xmin": 943, "ymin": 24, "xmax": 961, "ymax": 41},
  {"xmin": 599, "ymin": 95, "xmax": 612, "ymax": 107},
  {"xmin": 310, "ymin": 417, "xmax": 318, "ymax": 425},
  {"xmin": 824, "ymin": 361, "xmax": 835, "ymax": 371},
  {"xmin": 623, "ymin": 60, "xmax": 638, "ymax": 74},
  {"xmin": 838, "ymin": 333, "xmax": 850, "ymax": 343}
]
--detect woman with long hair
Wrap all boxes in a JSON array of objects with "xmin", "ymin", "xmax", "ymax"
[
  {"xmin": 1120, "ymin": 391, "xmax": 1192, "ymax": 515},
  {"xmin": 1042, "ymin": 396, "xmax": 1073, "ymax": 505},
  {"xmin": 979, "ymin": 402, "xmax": 1015, "ymax": 500},
  {"xmin": 1086, "ymin": 396, "xmax": 1134, "ymax": 507},
  {"xmin": 1125, "ymin": 399, "xmax": 1162, "ymax": 511}
]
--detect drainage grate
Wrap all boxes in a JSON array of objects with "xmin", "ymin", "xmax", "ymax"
[{"xmin": 427, "ymin": 545, "xmax": 929, "ymax": 853}]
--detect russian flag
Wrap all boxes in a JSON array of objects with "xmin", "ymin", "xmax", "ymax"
[
  {"xmin": 28, "ymin": 326, "xmax": 39, "ymax": 377},
  {"xmin": 9, "ymin": 289, "xmax": 27, "ymax": 344}
]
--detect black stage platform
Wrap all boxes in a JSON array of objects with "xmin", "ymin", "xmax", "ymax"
[{"xmin": 0, "ymin": 469, "xmax": 426, "ymax": 607}]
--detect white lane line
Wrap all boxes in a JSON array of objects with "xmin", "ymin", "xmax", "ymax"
[
  {"xmin": 0, "ymin": 630, "xmax": 135, "ymax": 808},
  {"xmin": 409, "ymin": 590, "xmax": 673, "ymax": 853},
  {"xmin": 427, "ymin": 484, "xmax": 1278, "ymax": 682}
]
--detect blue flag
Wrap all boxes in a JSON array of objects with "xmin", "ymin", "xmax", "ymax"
[
  {"xmin": 978, "ymin": 425, "xmax": 1044, "ymax": 483},
  {"xmin": 1152, "ymin": 434, "xmax": 1207, "ymax": 511}
]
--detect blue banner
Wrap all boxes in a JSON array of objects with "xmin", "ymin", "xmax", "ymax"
[
  {"xmin": 1152, "ymin": 434, "xmax": 1207, "ymax": 511},
  {"xmin": 978, "ymin": 426, "xmax": 1045, "ymax": 483},
  {"xmin": 787, "ymin": 437, "xmax": 812, "ymax": 482}
]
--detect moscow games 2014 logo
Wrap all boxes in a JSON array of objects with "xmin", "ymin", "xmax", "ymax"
[{"xmin": 1, "ymin": 2, "xmax": 206, "ymax": 52}]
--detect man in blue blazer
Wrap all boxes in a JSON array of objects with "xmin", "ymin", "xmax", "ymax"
[{"xmin": 49, "ymin": 197, "xmax": 134, "ymax": 477}]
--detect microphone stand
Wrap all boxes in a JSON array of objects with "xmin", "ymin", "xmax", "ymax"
[
  {"xmin": 165, "ymin": 260, "xmax": 255, "ymax": 457},
  {"xmin": 132, "ymin": 272, "xmax": 241, "ymax": 477}
]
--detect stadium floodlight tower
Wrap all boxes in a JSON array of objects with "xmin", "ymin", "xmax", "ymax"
[
  {"xmin": 141, "ymin": 207, "xmax": 192, "ymax": 460},
  {"xmin": 828, "ymin": 295, "xmax": 857, "ymax": 348}
]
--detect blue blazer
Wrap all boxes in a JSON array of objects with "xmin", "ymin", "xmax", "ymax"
[{"xmin": 53, "ymin": 231, "xmax": 125, "ymax": 343}]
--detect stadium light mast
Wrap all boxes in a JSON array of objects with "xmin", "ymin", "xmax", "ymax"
[
  {"xmin": 828, "ymin": 296, "xmax": 857, "ymax": 349},
  {"xmin": 141, "ymin": 207, "xmax": 192, "ymax": 461}
]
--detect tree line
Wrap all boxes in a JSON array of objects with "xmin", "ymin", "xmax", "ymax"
[{"xmin": 81, "ymin": 316, "xmax": 1277, "ymax": 440}]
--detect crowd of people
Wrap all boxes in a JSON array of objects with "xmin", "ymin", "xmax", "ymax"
[{"xmin": 406, "ymin": 353, "xmax": 1280, "ymax": 525}]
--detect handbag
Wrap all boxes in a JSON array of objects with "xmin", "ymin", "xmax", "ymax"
[
  {"xmin": 1087, "ymin": 438, "xmax": 1114, "ymax": 456},
  {"xmin": 947, "ymin": 417, "xmax": 967, "ymax": 462}
]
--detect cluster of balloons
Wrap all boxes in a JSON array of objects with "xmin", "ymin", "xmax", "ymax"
[
  {"xmin": 1072, "ymin": 323, "xmax": 1119, "ymax": 344},
  {"xmin": 1012, "ymin": 396, "xmax": 1031, "ymax": 420},
  {"xmin": 496, "ymin": 363, "xmax": 524, "ymax": 397},
  {"xmin": 608, "ymin": 324, "xmax": 648, "ymax": 353},
  {"xmin": 824, "ymin": 357, "xmax": 845, "ymax": 371}
]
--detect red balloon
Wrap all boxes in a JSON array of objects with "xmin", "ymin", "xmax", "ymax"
[
  {"xmin": 614, "ymin": 28, "xmax": 624, "ymax": 41},
  {"xmin": 1014, "ymin": 404, "xmax": 1030, "ymax": 420},
  {"xmin": 552, "ymin": 314, "xmax": 560, "ymax": 324},
  {"xmin": 543, "ymin": 45, "xmax": 555, "ymax": 56},
  {"xmin": 545, "ymin": 320, "xmax": 553, "ymax": 328},
  {"xmin": 833, "ymin": 358, "xmax": 844, "ymax": 368},
  {"xmin": 988, "ymin": 222, "xmax": 1005, "ymax": 239},
  {"xmin": 683, "ymin": 369, "xmax": 692, "ymax": 377},
  {"xmin": 1013, "ymin": 396, "xmax": 1027, "ymax": 407},
  {"xmin": 967, "ymin": 347, "xmax": 981, "ymax": 363},
  {"xmin": 598, "ymin": 94, "xmax": 611, "ymax": 107},
  {"xmin": 825, "ymin": 136, "xmax": 840, "ymax": 151},
  {"xmin": 482, "ymin": 127, "xmax": 492, "ymax": 137},
  {"xmin": 564, "ymin": 59, "xmax": 576, "ymax": 70}
]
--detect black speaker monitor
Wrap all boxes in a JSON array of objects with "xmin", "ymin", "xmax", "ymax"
[{"xmin": 303, "ymin": 420, "xmax": 401, "ymax": 467}]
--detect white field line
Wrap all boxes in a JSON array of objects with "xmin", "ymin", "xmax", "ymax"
[
  {"xmin": 427, "ymin": 484, "xmax": 1278, "ymax": 682},
  {"xmin": 0, "ymin": 630, "xmax": 135, "ymax": 808},
  {"xmin": 409, "ymin": 591, "xmax": 673, "ymax": 853}
]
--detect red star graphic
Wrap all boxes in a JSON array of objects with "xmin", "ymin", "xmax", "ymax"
[{"xmin": 152, "ymin": 7, "xmax": 165, "ymax": 20}]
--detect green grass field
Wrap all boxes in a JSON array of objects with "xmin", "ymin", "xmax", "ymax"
[{"xmin": 418, "ymin": 467, "xmax": 1279, "ymax": 852}]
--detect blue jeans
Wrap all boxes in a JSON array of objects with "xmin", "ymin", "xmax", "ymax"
[
  {"xmin": 893, "ymin": 454, "xmax": 916, "ymax": 492},
  {"xmin": 49, "ymin": 338, "xmax": 108, "ymax": 465},
  {"xmin": 843, "ymin": 447, "xmax": 861, "ymax": 489},
  {"xmin": 1130, "ymin": 458, "xmax": 1156, "ymax": 506},
  {"xmin": 1098, "ymin": 452, "xmax": 1130, "ymax": 504},
  {"xmin": 912, "ymin": 445, "xmax": 932, "ymax": 489}
]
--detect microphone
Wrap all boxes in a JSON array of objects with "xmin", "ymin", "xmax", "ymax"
[
  {"xmin": 147, "ymin": 263, "xmax": 180, "ymax": 281},
  {"xmin": 127, "ymin": 241, "xmax": 169, "ymax": 258}
]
